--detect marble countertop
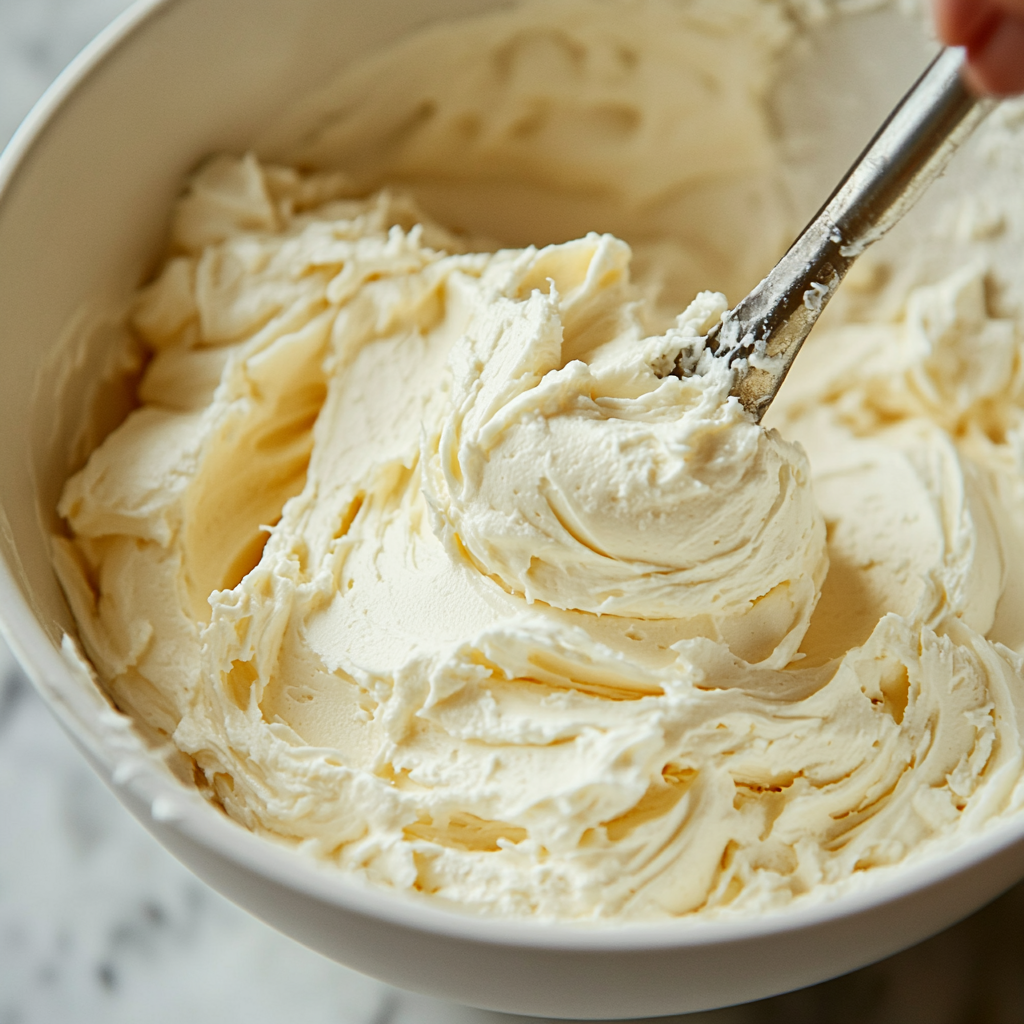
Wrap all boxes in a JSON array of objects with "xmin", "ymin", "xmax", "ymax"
[{"xmin": 1, "ymin": 2, "xmax": 1023, "ymax": 1021}]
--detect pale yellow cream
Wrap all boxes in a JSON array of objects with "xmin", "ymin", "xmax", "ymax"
[{"xmin": 53, "ymin": 0, "xmax": 1024, "ymax": 920}]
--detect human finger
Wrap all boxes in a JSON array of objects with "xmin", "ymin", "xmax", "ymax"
[
  {"xmin": 934, "ymin": 0, "xmax": 1001, "ymax": 46},
  {"xmin": 961, "ymin": 11, "xmax": 1024, "ymax": 95}
]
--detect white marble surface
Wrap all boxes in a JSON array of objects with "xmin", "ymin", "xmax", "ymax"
[{"xmin": 2, "ymin": 1, "xmax": 1024, "ymax": 1021}]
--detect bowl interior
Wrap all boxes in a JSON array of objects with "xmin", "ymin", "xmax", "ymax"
[{"xmin": 3, "ymin": 0, "xmax": 1024, "ymax": 1018}]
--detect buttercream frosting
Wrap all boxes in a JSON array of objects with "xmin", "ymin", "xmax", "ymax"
[{"xmin": 52, "ymin": 0, "xmax": 1024, "ymax": 920}]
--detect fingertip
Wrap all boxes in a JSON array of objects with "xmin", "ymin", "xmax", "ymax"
[
  {"xmin": 966, "ymin": 13, "xmax": 1024, "ymax": 96},
  {"xmin": 960, "ymin": 60, "xmax": 994, "ymax": 97},
  {"xmin": 935, "ymin": 0, "xmax": 1000, "ymax": 45}
]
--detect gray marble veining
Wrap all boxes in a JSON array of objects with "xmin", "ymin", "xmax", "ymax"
[{"xmin": 1, "ymin": 2, "xmax": 1023, "ymax": 1022}]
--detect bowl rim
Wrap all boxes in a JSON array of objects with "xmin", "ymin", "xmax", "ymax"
[{"xmin": 2, "ymin": 0, "xmax": 1024, "ymax": 956}]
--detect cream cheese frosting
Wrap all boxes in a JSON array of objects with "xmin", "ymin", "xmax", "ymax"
[{"xmin": 52, "ymin": 0, "xmax": 1024, "ymax": 920}]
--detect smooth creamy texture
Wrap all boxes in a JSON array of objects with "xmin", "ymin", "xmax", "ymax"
[
  {"xmin": 260, "ymin": 0, "xmax": 797, "ymax": 307},
  {"xmin": 53, "ymin": 0, "xmax": 1024, "ymax": 920}
]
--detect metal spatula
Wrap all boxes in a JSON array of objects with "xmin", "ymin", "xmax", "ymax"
[{"xmin": 679, "ymin": 47, "xmax": 996, "ymax": 421}]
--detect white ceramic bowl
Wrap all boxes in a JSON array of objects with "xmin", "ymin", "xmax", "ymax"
[{"xmin": 2, "ymin": 0, "xmax": 1024, "ymax": 1018}]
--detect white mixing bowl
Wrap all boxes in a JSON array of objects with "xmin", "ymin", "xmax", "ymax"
[{"xmin": 2, "ymin": 0, "xmax": 1024, "ymax": 1017}]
